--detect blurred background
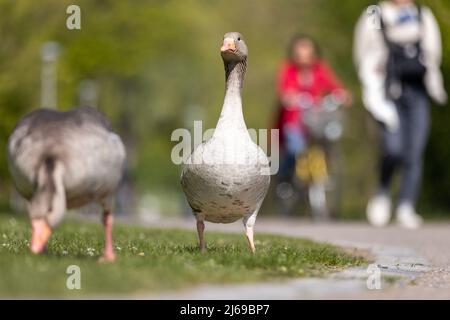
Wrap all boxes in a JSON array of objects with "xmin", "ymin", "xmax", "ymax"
[{"xmin": 0, "ymin": 0, "xmax": 449, "ymax": 220}]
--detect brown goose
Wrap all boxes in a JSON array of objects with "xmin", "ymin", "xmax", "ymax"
[
  {"xmin": 7, "ymin": 106, "xmax": 126, "ymax": 261},
  {"xmin": 181, "ymin": 32, "xmax": 270, "ymax": 253}
]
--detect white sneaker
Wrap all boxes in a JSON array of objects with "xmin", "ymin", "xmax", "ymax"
[
  {"xmin": 366, "ymin": 194, "xmax": 391, "ymax": 227},
  {"xmin": 396, "ymin": 203, "xmax": 423, "ymax": 229}
]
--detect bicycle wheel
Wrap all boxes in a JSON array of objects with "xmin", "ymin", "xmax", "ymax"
[
  {"xmin": 323, "ymin": 143, "xmax": 344, "ymax": 219},
  {"xmin": 305, "ymin": 143, "xmax": 344, "ymax": 220}
]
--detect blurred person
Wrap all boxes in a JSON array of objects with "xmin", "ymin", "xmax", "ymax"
[
  {"xmin": 274, "ymin": 35, "xmax": 351, "ymax": 216},
  {"xmin": 354, "ymin": 0, "xmax": 447, "ymax": 228}
]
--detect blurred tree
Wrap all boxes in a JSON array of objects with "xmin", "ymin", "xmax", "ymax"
[{"xmin": 0, "ymin": 0, "xmax": 449, "ymax": 217}]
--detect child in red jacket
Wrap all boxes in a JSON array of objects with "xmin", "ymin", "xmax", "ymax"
[{"xmin": 276, "ymin": 34, "xmax": 350, "ymax": 180}]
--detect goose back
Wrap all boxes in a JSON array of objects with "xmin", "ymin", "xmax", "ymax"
[{"xmin": 8, "ymin": 107, "xmax": 126, "ymax": 208}]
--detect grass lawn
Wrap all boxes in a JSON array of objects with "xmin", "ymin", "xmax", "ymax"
[{"xmin": 0, "ymin": 213, "xmax": 365, "ymax": 298}]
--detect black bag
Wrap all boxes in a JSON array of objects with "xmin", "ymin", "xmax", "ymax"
[{"xmin": 380, "ymin": 5, "xmax": 427, "ymax": 99}]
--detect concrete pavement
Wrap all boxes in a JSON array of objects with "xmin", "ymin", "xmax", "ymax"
[{"xmin": 132, "ymin": 217, "xmax": 450, "ymax": 299}]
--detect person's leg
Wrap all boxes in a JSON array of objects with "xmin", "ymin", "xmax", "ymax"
[
  {"xmin": 379, "ymin": 120, "xmax": 403, "ymax": 193},
  {"xmin": 398, "ymin": 87, "xmax": 430, "ymax": 205},
  {"xmin": 278, "ymin": 125, "xmax": 306, "ymax": 180},
  {"xmin": 277, "ymin": 125, "xmax": 307, "ymax": 217},
  {"xmin": 396, "ymin": 86, "xmax": 430, "ymax": 228},
  {"xmin": 367, "ymin": 107, "xmax": 404, "ymax": 227}
]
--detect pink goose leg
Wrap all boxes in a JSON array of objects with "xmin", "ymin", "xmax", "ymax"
[{"xmin": 99, "ymin": 208, "xmax": 116, "ymax": 262}]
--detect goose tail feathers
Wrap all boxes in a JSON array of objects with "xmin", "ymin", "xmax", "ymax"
[{"xmin": 29, "ymin": 155, "xmax": 66, "ymax": 227}]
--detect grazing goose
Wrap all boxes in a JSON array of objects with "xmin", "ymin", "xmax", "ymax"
[
  {"xmin": 7, "ymin": 106, "xmax": 126, "ymax": 261},
  {"xmin": 181, "ymin": 32, "xmax": 270, "ymax": 253}
]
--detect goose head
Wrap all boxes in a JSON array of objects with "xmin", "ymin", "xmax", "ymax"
[{"xmin": 221, "ymin": 32, "xmax": 248, "ymax": 63}]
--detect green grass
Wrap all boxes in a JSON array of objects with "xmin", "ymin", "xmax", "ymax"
[{"xmin": 0, "ymin": 213, "xmax": 365, "ymax": 298}]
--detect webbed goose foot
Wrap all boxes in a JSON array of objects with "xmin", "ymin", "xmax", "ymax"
[{"xmin": 98, "ymin": 252, "xmax": 116, "ymax": 263}]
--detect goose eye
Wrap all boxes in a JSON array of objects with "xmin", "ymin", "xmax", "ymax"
[{"xmin": 237, "ymin": 37, "xmax": 241, "ymax": 41}]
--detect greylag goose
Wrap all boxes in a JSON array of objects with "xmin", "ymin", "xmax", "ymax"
[
  {"xmin": 7, "ymin": 106, "xmax": 126, "ymax": 261},
  {"xmin": 181, "ymin": 32, "xmax": 270, "ymax": 253}
]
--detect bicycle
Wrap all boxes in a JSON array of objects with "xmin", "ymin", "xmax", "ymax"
[{"xmin": 276, "ymin": 91, "xmax": 346, "ymax": 220}]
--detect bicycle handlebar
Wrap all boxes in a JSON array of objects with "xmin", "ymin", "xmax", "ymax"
[{"xmin": 295, "ymin": 90, "xmax": 346, "ymax": 112}]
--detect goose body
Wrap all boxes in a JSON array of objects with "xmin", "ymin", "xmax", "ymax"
[
  {"xmin": 8, "ymin": 107, "xmax": 125, "ymax": 208},
  {"xmin": 181, "ymin": 32, "xmax": 270, "ymax": 252},
  {"xmin": 181, "ymin": 125, "xmax": 269, "ymax": 224},
  {"xmin": 7, "ymin": 106, "xmax": 125, "ymax": 260}
]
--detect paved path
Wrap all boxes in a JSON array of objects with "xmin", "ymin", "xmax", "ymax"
[{"xmin": 130, "ymin": 217, "xmax": 450, "ymax": 299}]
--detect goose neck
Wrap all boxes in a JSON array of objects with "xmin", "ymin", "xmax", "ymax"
[
  {"xmin": 215, "ymin": 59, "xmax": 248, "ymax": 134},
  {"xmin": 224, "ymin": 59, "xmax": 247, "ymax": 93}
]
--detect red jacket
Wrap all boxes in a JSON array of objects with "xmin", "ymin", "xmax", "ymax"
[{"xmin": 276, "ymin": 59, "xmax": 344, "ymax": 131}]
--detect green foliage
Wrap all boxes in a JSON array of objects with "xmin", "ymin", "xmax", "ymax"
[
  {"xmin": 0, "ymin": 214, "xmax": 364, "ymax": 297},
  {"xmin": 421, "ymin": 0, "xmax": 450, "ymax": 210},
  {"xmin": 0, "ymin": 0, "xmax": 449, "ymax": 215}
]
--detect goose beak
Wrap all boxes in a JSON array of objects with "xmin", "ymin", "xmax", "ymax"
[
  {"xmin": 30, "ymin": 219, "xmax": 52, "ymax": 254},
  {"xmin": 221, "ymin": 38, "xmax": 236, "ymax": 53}
]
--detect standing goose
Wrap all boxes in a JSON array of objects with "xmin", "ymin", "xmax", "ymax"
[
  {"xmin": 7, "ymin": 106, "xmax": 126, "ymax": 261},
  {"xmin": 181, "ymin": 32, "xmax": 270, "ymax": 253}
]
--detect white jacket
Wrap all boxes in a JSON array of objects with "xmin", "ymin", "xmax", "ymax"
[{"xmin": 353, "ymin": 1, "xmax": 447, "ymax": 131}]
